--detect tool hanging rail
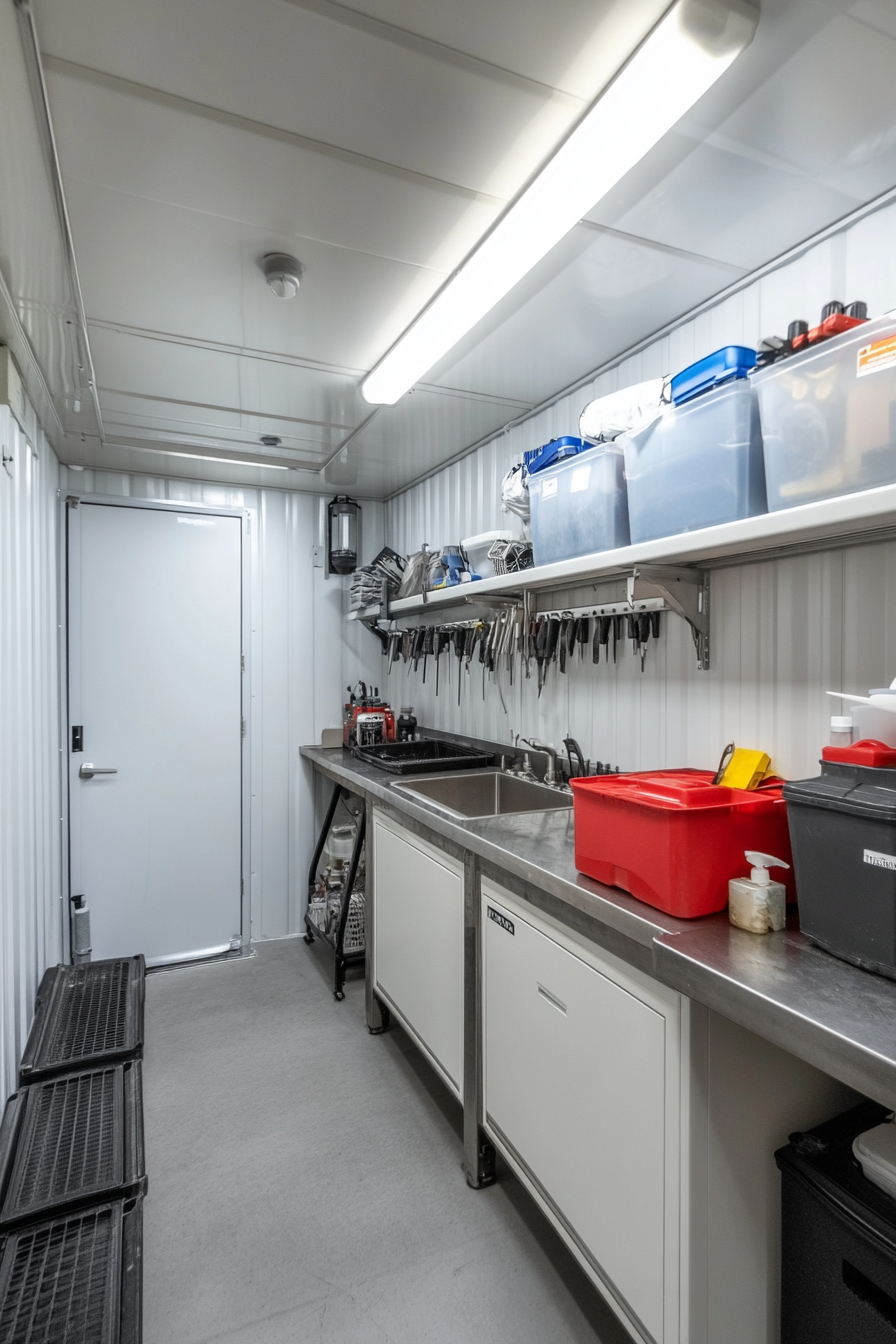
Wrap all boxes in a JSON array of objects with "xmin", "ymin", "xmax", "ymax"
[{"xmin": 354, "ymin": 563, "xmax": 710, "ymax": 672}]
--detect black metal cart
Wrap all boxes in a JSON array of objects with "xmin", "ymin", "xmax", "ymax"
[{"xmin": 303, "ymin": 782, "xmax": 366, "ymax": 1000}]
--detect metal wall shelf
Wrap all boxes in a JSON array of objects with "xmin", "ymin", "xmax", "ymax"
[{"xmin": 348, "ymin": 482, "xmax": 896, "ymax": 625}]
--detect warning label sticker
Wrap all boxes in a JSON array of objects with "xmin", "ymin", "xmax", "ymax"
[
  {"xmin": 864, "ymin": 848, "xmax": 896, "ymax": 871},
  {"xmin": 857, "ymin": 335, "xmax": 896, "ymax": 378}
]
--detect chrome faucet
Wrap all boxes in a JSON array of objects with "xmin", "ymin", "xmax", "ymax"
[{"xmin": 522, "ymin": 738, "xmax": 561, "ymax": 788}]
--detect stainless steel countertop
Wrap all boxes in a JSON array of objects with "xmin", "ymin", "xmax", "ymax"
[{"xmin": 301, "ymin": 744, "xmax": 896, "ymax": 1110}]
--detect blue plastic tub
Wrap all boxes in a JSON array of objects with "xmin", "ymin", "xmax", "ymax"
[
  {"xmin": 529, "ymin": 443, "xmax": 630, "ymax": 565},
  {"xmin": 525, "ymin": 436, "xmax": 586, "ymax": 475},
  {"xmin": 670, "ymin": 346, "xmax": 757, "ymax": 405},
  {"xmin": 623, "ymin": 381, "xmax": 766, "ymax": 544}
]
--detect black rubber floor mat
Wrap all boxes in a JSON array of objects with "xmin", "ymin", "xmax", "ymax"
[
  {"xmin": 19, "ymin": 960, "xmax": 145, "ymax": 1084},
  {"xmin": 0, "ymin": 1063, "xmax": 145, "ymax": 1230},
  {"xmin": 0, "ymin": 1196, "xmax": 142, "ymax": 1344}
]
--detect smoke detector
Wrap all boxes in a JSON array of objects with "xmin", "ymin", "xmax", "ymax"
[{"xmin": 262, "ymin": 253, "xmax": 303, "ymax": 300}]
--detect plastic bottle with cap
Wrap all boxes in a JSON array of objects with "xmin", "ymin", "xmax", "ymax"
[
  {"xmin": 728, "ymin": 851, "xmax": 789, "ymax": 934},
  {"xmin": 829, "ymin": 715, "xmax": 853, "ymax": 749}
]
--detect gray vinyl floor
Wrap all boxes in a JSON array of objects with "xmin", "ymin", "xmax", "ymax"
[{"xmin": 143, "ymin": 937, "xmax": 630, "ymax": 1344}]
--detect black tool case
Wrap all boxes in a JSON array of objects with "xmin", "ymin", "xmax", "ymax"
[
  {"xmin": 0, "ymin": 1195, "xmax": 143, "ymax": 1343},
  {"xmin": 354, "ymin": 737, "xmax": 494, "ymax": 775},
  {"xmin": 0, "ymin": 1062, "xmax": 146, "ymax": 1231},
  {"xmin": 19, "ymin": 958, "xmax": 145, "ymax": 1085},
  {"xmin": 784, "ymin": 758, "xmax": 896, "ymax": 977},
  {"xmin": 776, "ymin": 1101, "xmax": 896, "ymax": 1343}
]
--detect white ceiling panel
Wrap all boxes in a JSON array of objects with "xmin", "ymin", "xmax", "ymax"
[
  {"xmin": 425, "ymin": 226, "xmax": 743, "ymax": 405},
  {"xmin": 328, "ymin": 0, "xmax": 670, "ymax": 100},
  {"xmin": 323, "ymin": 384, "xmax": 530, "ymax": 494},
  {"xmin": 43, "ymin": 63, "xmax": 503, "ymax": 274},
  {"xmin": 62, "ymin": 177, "xmax": 446, "ymax": 370},
  {"xmin": 35, "ymin": 0, "xmax": 586, "ymax": 199}
]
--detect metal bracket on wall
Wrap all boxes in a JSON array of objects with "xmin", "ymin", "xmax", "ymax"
[{"xmin": 628, "ymin": 566, "xmax": 710, "ymax": 670}]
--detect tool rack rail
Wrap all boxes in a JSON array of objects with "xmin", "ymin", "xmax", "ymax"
[{"xmin": 304, "ymin": 781, "xmax": 367, "ymax": 1000}]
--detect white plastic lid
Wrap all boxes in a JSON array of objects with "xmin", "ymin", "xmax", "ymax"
[{"xmin": 830, "ymin": 715, "xmax": 853, "ymax": 730}]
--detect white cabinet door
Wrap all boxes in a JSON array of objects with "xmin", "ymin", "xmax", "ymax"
[
  {"xmin": 373, "ymin": 812, "xmax": 464, "ymax": 1096},
  {"xmin": 483, "ymin": 882, "xmax": 677, "ymax": 1344}
]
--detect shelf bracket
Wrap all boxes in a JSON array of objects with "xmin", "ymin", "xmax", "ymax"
[{"xmin": 628, "ymin": 566, "xmax": 710, "ymax": 670}]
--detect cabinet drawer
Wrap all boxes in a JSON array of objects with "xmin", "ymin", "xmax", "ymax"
[
  {"xmin": 373, "ymin": 814, "xmax": 463, "ymax": 1095},
  {"xmin": 483, "ymin": 887, "xmax": 669, "ymax": 1343}
]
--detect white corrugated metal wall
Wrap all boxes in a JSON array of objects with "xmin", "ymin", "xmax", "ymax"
[
  {"xmin": 0, "ymin": 405, "xmax": 62, "ymax": 1100},
  {"xmin": 384, "ymin": 201, "xmax": 896, "ymax": 782}
]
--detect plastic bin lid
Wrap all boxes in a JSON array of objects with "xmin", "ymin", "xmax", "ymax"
[
  {"xmin": 822, "ymin": 739, "xmax": 896, "ymax": 767},
  {"xmin": 524, "ymin": 436, "xmax": 586, "ymax": 474},
  {"xmin": 853, "ymin": 1121, "xmax": 896, "ymax": 1201},
  {"xmin": 783, "ymin": 766, "xmax": 896, "ymax": 821},
  {"xmin": 570, "ymin": 768, "xmax": 780, "ymax": 812},
  {"xmin": 670, "ymin": 346, "xmax": 757, "ymax": 405}
]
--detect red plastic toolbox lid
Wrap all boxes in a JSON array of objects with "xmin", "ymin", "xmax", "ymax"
[
  {"xmin": 821, "ymin": 738, "xmax": 896, "ymax": 767},
  {"xmin": 569, "ymin": 768, "xmax": 779, "ymax": 811}
]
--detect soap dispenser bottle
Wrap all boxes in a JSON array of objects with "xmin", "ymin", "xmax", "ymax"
[{"xmin": 728, "ymin": 851, "xmax": 789, "ymax": 934}]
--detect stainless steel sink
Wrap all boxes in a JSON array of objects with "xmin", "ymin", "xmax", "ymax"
[{"xmin": 392, "ymin": 769, "xmax": 572, "ymax": 819}]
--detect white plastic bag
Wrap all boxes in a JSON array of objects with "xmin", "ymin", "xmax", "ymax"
[
  {"xmin": 579, "ymin": 378, "xmax": 667, "ymax": 443},
  {"xmin": 501, "ymin": 461, "xmax": 530, "ymax": 529}
]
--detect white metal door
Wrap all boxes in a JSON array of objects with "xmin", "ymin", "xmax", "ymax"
[{"xmin": 68, "ymin": 501, "xmax": 244, "ymax": 965}]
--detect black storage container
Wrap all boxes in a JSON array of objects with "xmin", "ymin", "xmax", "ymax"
[
  {"xmin": 0, "ymin": 1062, "xmax": 146, "ymax": 1231},
  {"xmin": 19, "ymin": 958, "xmax": 145, "ymax": 1085},
  {"xmin": 783, "ymin": 742, "xmax": 896, "ymax": 978},
  {"xmin": 776, "ymin": 1101, "xmax": 896, "ymax": 1343},
  {"xmin": 0, "ymin": 1195, "xmax": 142, "ymax": 1343}
]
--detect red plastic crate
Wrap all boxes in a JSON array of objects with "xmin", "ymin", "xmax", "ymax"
[{"xmin": 570, "ymin": 769, "xmax": 794, "ymax": 919}]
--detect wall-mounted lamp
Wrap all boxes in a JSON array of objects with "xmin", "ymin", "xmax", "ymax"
[
  {"xmin": 328, "ymin": 495, "xmax": 360, "ymax": 574},
  {"xmin": 262, "ymin": 253, "xmax": 304, "ymax": 300}
]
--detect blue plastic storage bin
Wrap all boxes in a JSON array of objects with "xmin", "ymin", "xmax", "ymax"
[
  {"xmin": 525, "ymin": 436, "xmax": 586, "ymax": 475},
  {"xmin": 529, "ymin": 443, "xmax": 630, "ymax": 566},
  {"xmin": 670, "ymin": 346, "xmax": 757, "ymax": 405},
  {"xmin": 623, "ymin": 381, "xmax": 767, "ymax": 544}
]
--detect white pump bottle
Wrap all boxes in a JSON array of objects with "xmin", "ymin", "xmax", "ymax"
[{"xmin": 728, "ymin": 851, "xmax": 789, "ymax": 934}]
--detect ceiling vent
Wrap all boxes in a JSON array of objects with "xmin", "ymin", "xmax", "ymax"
[{"xmin": 262, "ymin": 253, "xmax": 303, "ymax": 300}]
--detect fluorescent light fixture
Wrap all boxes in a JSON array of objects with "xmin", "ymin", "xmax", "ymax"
[
  {"xmin": 113, "ymin": 442, "xmax": 293, "ymax": 470},
  {"xmin": 362, "ymin": 0, "xmax": 757, "ymax": 405}
]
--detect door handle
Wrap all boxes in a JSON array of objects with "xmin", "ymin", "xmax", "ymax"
[{"xmin": 79, "ymin": 763, "xmax": 118, "ymax": 779}]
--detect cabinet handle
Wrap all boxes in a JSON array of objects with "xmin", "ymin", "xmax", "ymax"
[{"xmin": 537, "ymin": 983, "xmax": 567, "ymax": 1016}]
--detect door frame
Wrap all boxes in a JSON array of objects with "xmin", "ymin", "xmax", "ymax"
[{"xmin": 63, "ymin": 491, "xmax": 253, "ymax": 962}]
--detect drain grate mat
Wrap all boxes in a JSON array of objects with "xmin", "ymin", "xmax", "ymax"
[
  {"xmin": 19, "ymin": 960, "xmax": 145, "ymax": 1085},
  {"xmin": 0, "ymin": 1197, "xmax": 142, "ymax": 1344},
  {"xmin": 0, "ymin": 1064, "xmax": 145, "ymax": 1230}
]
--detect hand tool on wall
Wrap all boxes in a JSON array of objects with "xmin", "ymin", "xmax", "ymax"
[
  {"xmin": 536, "ymin": 618, "xmax": 549, "ymax": 696},
  {"xmin": 577, "ymin": 617, "xmax": 590, "ymax": 661},
  {"xmin": 421, "ymin": 626, "xmax": 434, "ymax": 682},
  {"xmin": 599, "ymin": 615, "xmax": 612, "ymax": 664},
  {"xmin": 638, "ymin": 612, "xmax": 652, "ymax": 671},
  {"xmin": 434, "ymin": 629, "xmax": 449, "ymax": 695},
  {"xmin": 613, "ymin": 615, "xmax": 623, "ymax": 663}
]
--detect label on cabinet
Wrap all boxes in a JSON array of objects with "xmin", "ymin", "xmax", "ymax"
[{"xmin": 487, "ymin": 906, "xmax": 515, "ymax": 935}]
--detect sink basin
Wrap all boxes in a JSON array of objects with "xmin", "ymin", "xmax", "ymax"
[{"xmin": 392, "ymin": 769, "xmax": 573, "ymax": 819}]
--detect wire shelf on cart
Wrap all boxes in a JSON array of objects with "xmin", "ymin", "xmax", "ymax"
[
  {"xmin": 19, "ymin": 959, "xmax": 145, "ymax": 1085},
  {"xmin": 353, "ymin": 739, "xmax": 494, "ymax": 775},
  {"xmin": 304, "ymin": 783, "xmax": 366, "ymax": 1000},
  {"xmin": 0, "ymin": 1195, "xmax": 142, "ymax": 1344},
  {"xmin": 0, "ymin": 1063, "xmax": 146, "ymax": 1231}
]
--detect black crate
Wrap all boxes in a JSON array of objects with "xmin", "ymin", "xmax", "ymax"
[
  {"xmin": 0, "ymin": 1195, "xmax": 142, "ymax": 1343},
  {"xmin": 354, "ymin": 738, "xmax": 494, "ymax": 775},
  {"xmin": 776, "ymin": 1100, "xmax": 896, "ymax": 1343},
  {"xmin": 0, "ymin": 1062, "xmax": 146, "ymax": 1231},
  {"xmin": 19, "ymin": 959, "xmax": 145, "ymax": 1085}
]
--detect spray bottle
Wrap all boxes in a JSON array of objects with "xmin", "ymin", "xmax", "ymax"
[{"xmin": 728, "ymin": 851, "xmax": 789, "ymax": 934}]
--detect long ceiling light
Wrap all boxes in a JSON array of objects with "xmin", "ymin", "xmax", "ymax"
[{"xmin": 362, "ymin": 0, "xmax": 757, "ymax": 406}]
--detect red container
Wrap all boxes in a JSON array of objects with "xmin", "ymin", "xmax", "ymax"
[{"xmin": 570, "ymin": 769, "xmax": 794, "ymax": 919}]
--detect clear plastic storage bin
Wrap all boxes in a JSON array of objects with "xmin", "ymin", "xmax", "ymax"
[
  {"xmin": 754, "ymin": 313, "xmax": 896, "ymax": 510},
  {"xmin": 622, "ymin": 380, "xmax": 766, "ymax": 544},
  {"xmin": 529, "ymin": 443, "xmax": 630, "ymax": 566}
]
